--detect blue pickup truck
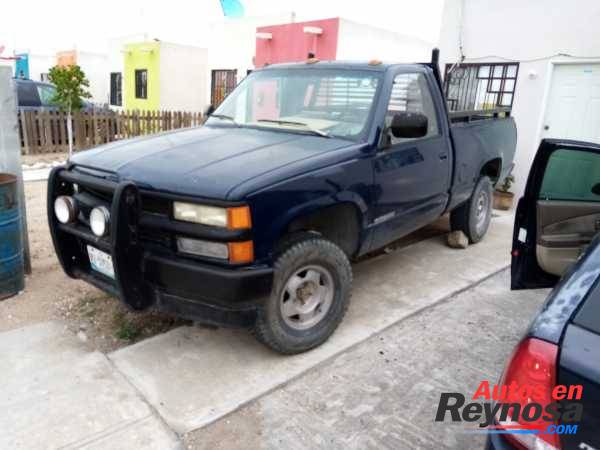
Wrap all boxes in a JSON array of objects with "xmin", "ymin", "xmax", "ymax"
[{"xmin": 48, "ymin": 50, "xmax": 516, "ymax": 354}]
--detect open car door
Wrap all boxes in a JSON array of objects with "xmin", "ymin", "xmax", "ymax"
[{"xmin": 512, "ymin": 139, "xmax": 600, "ymax": 289}]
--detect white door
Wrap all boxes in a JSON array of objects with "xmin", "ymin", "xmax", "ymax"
[{"xmin": 542, "ymin": 64, "xmax": 600, "ymax": 143}]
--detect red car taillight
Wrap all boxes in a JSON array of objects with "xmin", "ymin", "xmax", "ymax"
[{"xmin": 496, "ymin": 338, "xmax": 560, "ymax": 450}]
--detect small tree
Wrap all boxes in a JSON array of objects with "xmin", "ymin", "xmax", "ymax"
[{"xmin": 48, "ymin": 65, "xmax": 91, "ymax": 156}]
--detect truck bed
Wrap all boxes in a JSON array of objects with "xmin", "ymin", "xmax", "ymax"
[{"xmin": 447, "ymin": 108, "xmax": 517, "ymax": 210}]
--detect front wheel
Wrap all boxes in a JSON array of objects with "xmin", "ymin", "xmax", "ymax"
[
  {"xmin": 254, "ymin": 237, "xmax": 352, "ymax": 354},
  {"xmin": 450, "ymin": 176, "xmax": 493, "ymax": 244}
]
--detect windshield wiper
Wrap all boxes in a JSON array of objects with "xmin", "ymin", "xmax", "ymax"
[
  {"xmin": 210, "ymin": 114, "xmax": 239, "ymax": 126},
  {"xmin": 257, "ymin": 119, "xmax": 330, "ymax": 138}
]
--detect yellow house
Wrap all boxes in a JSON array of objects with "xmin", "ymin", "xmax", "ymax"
[{"xmin": 122, "ymin": 41, "xmax": 209, "ymax": 111}]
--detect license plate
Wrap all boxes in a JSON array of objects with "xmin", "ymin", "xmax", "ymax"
[{"xmin": 87, "ymin": 245, "xmax": 115, "ymax": 279}]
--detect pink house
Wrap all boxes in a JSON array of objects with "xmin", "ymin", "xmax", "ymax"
[
  {"xmin": 255, "ymin": 18, "xmax": 340, "ymax": 67},
  {"xmin": 255, "ymin": 17, "xmax": 433, "ymax": 68}
]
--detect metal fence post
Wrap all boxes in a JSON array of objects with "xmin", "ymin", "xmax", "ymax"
[{"xmin": 0, "ymin": 67, "xmax": 31, "ymax": 274}]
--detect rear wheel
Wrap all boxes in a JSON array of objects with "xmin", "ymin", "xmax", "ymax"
[
  {"xmin": 450, "ymin": 176, "xmax": 493, "ymax": 244},
  {"xmin": 254, "ymin": 236, "xmax": 352, "ymax": 354}
]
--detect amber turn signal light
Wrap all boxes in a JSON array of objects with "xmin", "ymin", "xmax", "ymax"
[
  {"xmin": 227, "ymin": 206, "xmax": 252, "ymax": 229},
  {"xmin": 228, "ymin": 241, "xmax": 254, "ymax": 263}
]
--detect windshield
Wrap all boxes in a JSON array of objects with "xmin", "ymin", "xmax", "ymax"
[{"xmin": 209, "ymin": 68, "xmax": 381, "ymax": 141}]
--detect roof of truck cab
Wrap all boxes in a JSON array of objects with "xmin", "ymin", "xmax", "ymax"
[{"xmin": 258, "ymin": 60, "xmax": 427, "ymax": 72}]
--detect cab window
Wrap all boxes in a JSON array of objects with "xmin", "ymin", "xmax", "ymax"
[
  {"xmin": 386, "ymin": 73, "xmax": 439, "ymax": 144},
  {"xmin": 539, "ymin": 149, "xmax": 600, "ymax": 202}
]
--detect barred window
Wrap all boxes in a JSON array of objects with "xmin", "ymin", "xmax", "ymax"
[
  {"xmin": 135, "ymin": 69, "xmax": 147, "ymax": 99},
  {"xmin": 313, "ymin": 76, "xmax": 379, "ymax": 109},
  {"xmin": 444, "ymin": 63, "xmax": 518, "ymax": 111},
  {"xmin": 110, "ymin": 72, "xmax": 122, "ymax": 106}
]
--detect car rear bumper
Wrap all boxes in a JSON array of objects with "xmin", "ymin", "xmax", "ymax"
[{"xmin": 48, "ymin": 166, "xmax": 273, "ymax": 328}]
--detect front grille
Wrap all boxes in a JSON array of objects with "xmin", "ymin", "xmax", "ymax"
[
  {"xmin": 141, "ymin": 194, "xmax": 171, "ymax": 216},
  {"xmin": 139, "ymin": 228, "xmax": 172, "ymax": 248}
]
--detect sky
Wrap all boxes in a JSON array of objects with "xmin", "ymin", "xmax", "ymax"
[{"xmin": 0, "ymin": 0, "xmax": 445, "ymax": 56}]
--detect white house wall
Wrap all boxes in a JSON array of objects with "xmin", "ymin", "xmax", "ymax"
[
  {"xmin": 203, "ymin": 14, "xmax": 294, "ymax": 108},
  {"xmin": 159, "ymin": 43, "xmax": 208, "ymax": 111},
  {"xmin": 438, "ymin": 0, "xmax": 600, "ymax": 195},
  {"xmin": 77, "ymin": 52, "xmax": 109, "ymax": 105},
  {"xmin": 337, "ymin": 19, "xmax": 433, "ymax": 63},
  {"xmin": 26, "ymin": 54, "xmax": 56, "ymax": 82}
]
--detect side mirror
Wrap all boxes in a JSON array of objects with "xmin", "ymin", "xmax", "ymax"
[
  {"xmin": 390, "ymin": 112, "xmax": 428, "ymax": 139},
  {"xmin": 591, "ymin": 183, "xmax": 600, "ymax": 196},
  {"xmin": 204, "ymin": 104, "xmax": 215, "ymax": 117}
]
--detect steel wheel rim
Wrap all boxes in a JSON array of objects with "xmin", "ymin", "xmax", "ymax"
[
  {"xmin": 475, "ymin": 190, "xmax": 489, "ymax": 233},
  {"xmin": 279, "ymin": 264, "xmax": 335, "ymax": 330}
]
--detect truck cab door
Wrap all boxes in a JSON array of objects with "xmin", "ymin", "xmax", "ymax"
[
  {"xmin": 370, "ymin": 70, "xmax": 450, "ymax": 249},
  {"xmin": 512, "ymin": 139, "xmax": 600, "ymax": 289}
]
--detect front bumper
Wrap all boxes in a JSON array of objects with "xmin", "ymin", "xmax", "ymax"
[{"xmin": 48, "ymin": 166, "xmax": 273, "ymax": 328}]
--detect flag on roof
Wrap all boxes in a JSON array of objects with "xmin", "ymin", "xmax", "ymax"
[{"xmin": 220, "ymin": 0, "xmax": 244, "ymax": 17}]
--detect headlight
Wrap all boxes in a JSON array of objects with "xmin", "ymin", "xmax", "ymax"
[
  {"xmin": 54, "ymin": 196, "xmax": 78, "ymax": 224},
  {"xmin": 90, "ymin": 206, "xmax": 110, "ymax": 237},
  {"xmin": 173, "ymin": 203, "xmax": 227, "ymax": 227},
  {"xmin": 173, "ymin": 203, "xmax": 251, "ymax": 229}
]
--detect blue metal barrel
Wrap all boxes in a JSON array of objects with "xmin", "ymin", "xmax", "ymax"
[{"xmin": 0, "ymin": 173, "xmax": 24, "ymax": 300}]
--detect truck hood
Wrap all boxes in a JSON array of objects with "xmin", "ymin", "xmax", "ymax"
[{"xmin": 69, "ymin": 125, "xmax": 353, "ymax": 199}]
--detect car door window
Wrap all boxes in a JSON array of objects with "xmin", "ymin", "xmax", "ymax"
[
  {"xmin": 36, "ymin": 85, "xmax": 56, "ymax": 107},
  {"xmin": 540, "ymin": 149, "xmax": 600, "ymax": 201},
  {"xmin": 535, "ymin": 147, "xmax": 600, "ymax": 277},
  {"xmin": 386, "ymin": 73, "xmax": 439, "ymax": 144}
]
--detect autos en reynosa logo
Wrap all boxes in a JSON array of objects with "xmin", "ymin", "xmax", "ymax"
[{"xmin": 434, "ymin": 381, "xmax": 583, "ymax": 436}]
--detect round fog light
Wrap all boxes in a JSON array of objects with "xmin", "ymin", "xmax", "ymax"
[
  {"xmin": 54, "ymin": 196, "xmax": 77, "ymax": 224},
  {"xmin": 90, "ymin": 206, "xmax": 110, "ymax": 237}
]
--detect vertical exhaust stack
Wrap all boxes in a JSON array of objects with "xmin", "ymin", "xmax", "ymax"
[
  {"xmin": 430, "ymin": 48, "xmax": 445, "ymax": 95},
  {"xmin": 431, "ymin": 48, "xmax": 440, "ymax": 66}
]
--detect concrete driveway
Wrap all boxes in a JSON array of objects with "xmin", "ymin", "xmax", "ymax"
[
  {"xmin": 185, "ymin": 269, "xmax": 547, "ymax": 450},
  {"xmin": 0, "ymin": 214, "xmax": 549, "ymax": 449}
]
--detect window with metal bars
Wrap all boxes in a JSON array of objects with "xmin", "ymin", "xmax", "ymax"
[
  {"xmin": 135, "ymin": 69, "xmax": 147, "ymax": 99},
  {"xmin": 110, "ymin": 72, "xmax": 122, "ymax": 106},
  {"xmin": 443, "ymin": 63, "xmax": 519, "ymax": 112},
  {"xmin": 313, "ymin": 76, "xmax": 378, "ymax": 108}
]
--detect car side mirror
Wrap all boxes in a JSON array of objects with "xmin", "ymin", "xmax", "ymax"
[
  {"xmin": 390, "ymin": 112, "xmax": 428, "ymax": 139},
  {"xmin": 591, "ymin": 183, "xmax": 600, "ymax": 196},
  {"xmin": 204, "ymin": 104, "xmax": 215, "ymax": 117}
]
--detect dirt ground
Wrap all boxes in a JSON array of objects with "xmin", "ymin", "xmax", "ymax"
[
  {"xmin": 21, "ymin": 152, "xmax": 68, "ymax": 167},
  {"xmin": 0, "ymin": 180, "xmax": 186, "ymax": 353}
]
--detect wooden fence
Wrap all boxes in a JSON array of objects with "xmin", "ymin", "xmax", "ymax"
[{"xmin": 18, "ymin": 109, "xmax": 205, "ymax": 155}]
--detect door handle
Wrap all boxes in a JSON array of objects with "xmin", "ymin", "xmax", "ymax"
[{"xmin": 439, "ymin": 153, "xmax": 448, "ymax": 160}]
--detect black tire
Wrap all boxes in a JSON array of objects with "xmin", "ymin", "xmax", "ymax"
[
  {"xmin": 450, "ymin": 176, "xmax": 493, "ymax": 244},
  {"xmin": 254, "ymin": 236, "xmax": 352, "ymax": 354}
]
